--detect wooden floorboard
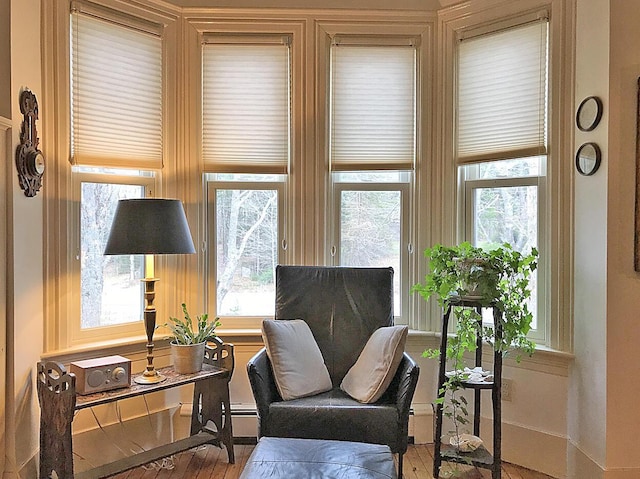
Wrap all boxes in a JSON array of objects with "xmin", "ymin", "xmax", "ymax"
[{"xmin": 106, "ymin": 443, "xmax": 555, "ymax": 479}]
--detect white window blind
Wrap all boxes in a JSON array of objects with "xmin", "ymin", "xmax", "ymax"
[
  {"xmin": 457, "ymin": 20, "xmax": 548, "ymax": 164},
  {"xmin": 202, "ymin": 42, "xmax": 291, "ymax": 174},
  {"xmin": 331, "ymin": 44, "xmax": 416, "ymax": 171},
  {"xmin": 71, "ymin": 12, "xmax": 163, "ymax": 167}
]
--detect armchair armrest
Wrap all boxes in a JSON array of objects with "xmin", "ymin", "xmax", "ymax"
[
  {"xmin": 246, "ymin": 348, "xmax": 281, "ymax": 436},
  {"xmin": 394, "ymin": 353, "xmax": 419, "ymax": 417}
]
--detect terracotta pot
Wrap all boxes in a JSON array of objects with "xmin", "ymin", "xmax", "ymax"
[{"xmin": 171, "ymin": 341, "xmax": 206, "ymax": 374}]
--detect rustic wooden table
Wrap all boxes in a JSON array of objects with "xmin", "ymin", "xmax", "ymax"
[{"xmin": 37, "ymin": 343, "xmax": 235, "ymax": 479}]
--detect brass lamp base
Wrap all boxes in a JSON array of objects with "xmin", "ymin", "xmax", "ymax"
[
  {"xmin": 134, "ymin": 277, "xmax": 166, "ymax": 385},
  {"xmin": 134, "ymin": 370, "xmax": 166, "ymax": 385}
]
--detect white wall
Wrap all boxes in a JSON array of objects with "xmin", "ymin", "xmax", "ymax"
[
  {"xmin": 0, "ymin": 2, "xmax": 10, "ymax": 474},
  {"xmin": 5, "ymin": 0, "xmax": 43, "ymax": 477},
  {"xmin": 568, "ymin": 0, "xmax": 609, "ymax": 477},
  {"xmin": 606, "ymin": 0, "xmax": 640, "ymax": 475}
]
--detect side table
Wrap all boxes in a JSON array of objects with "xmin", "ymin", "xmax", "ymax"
[{"xmin": 37, "ymin": 342, "xmax": 235, "ymax": 479}]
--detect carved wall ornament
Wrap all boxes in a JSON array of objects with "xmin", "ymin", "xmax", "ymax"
[{"xmin": 16, "ymin": 88, "xmax": 45, "ymax": 197}]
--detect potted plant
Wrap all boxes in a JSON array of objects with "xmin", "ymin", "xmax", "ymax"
[
  {"xmin": 412, "ymin": 242, "xmax": 538, "ymax": 455},
  {"xmin": 166, "ymin": 303, "xmax": 221, "ymax": 374}
]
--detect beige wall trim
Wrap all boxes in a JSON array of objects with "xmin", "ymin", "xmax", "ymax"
[
  {"xmin": 568, "ymin": 440, "xmax": 605, "ymax": 479},
  {"xmin": 603, "ymin": 468, "xmax": 640, "ymax": 479},
  {"xmin": 1, "ymin": 118, "xmax": 10, "ymax": 479},
  {"xmin": 500, "ymin": 420, "xmax": 567, "ymax": 478}
]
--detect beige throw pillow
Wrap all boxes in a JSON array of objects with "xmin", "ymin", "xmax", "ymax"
[
  {"xmin": 262, "ymin": 319, "xmax": 333, "ymax": 401},
  {"xmin": 341, "ymin": 325, "xmax": 408, "ymax": 403}
]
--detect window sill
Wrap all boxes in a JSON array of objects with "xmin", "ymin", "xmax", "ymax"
[
  {"xmin": 41, "ymin": 334, "xmax": 173, "ymax": 366},
  {"xmin": 41, "ymin": 328, "xmax": 573, "ymax": 378},
  {"xmin": 406, "ymin": 329, "xmax": 574, "ymax": 377},
  {"xmin": 40, "ymin": 329, "xmax": 265, "ymax": 366}
]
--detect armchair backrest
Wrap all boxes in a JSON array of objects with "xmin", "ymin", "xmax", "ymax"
[{"xmin": 275, "ymin": 265, "xmax": 394, "ymax": 386}]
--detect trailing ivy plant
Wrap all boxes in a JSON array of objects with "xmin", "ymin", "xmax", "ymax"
[
  {"xmin": 413, "ymin": 241, "xmax": 538, "ymax": 357},
  {"xmin": 412, "ymin": 242, "xmax": 538, "ymax": 453},
  {"xmin": 166, "ymin": 303, "xmax": 221, "ymax": 345}
]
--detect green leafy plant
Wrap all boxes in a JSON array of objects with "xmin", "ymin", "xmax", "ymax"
[
  {"xmin": 413, "ymin": 242, "xmax": 538, "ymax": 454},
  {"xmin": 166, "ymin": 303, "xmax": 221, "ymax": 345},
  {"xmin": 413, "ymin": 241, "xmax": 538, "ymax": 356}
]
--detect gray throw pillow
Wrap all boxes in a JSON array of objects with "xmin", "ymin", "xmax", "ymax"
[
  {"xmin": 262, "ymin": 319, "xmax": 332, "ymax": 401},
  {"xmin": 340, "ymin": 325, "xmax": 408, "ymax": 403}
]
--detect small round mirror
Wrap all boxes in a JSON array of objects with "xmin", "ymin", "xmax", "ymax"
[
  {"xmin": 575, "ymin": 142, "xmax": 601, "ymax": 176},
  {"xmin": 576, "ymin": 96, "xmax": 603, "ymax": 132}
]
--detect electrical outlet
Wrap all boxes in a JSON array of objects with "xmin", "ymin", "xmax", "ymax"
[{"xmin": 502, "ymin": 378, "xmax": 513, "ymax": 401}]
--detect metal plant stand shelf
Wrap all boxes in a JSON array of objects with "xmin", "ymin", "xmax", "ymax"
[
  {"xmin": 432, "ymin": 298, "xmax": 503, "ymax": 479},
  {"xmin": 37, "ymin": 343, "xmax": 234, "ymax": 479}
]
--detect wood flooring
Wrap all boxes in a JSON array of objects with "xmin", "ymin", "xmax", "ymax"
[{"xmin": 107, "ymin": 443, "xmax": 554, "ymax": 479}]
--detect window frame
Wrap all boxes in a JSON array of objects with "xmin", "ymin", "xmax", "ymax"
[
  {"xmin": 205, "ymin": 178, "xmax": 287, "ymax": 330},
  {"xmin": 330, "ymin": 176, "xmax": 412, "ymax": 324},
  {"xmin": 68, "ymin": 169, "xmax": 156, "ymax": 347},
  {"xmin": 461, "ymin": 168, "xmax": 548, "ymax": 343}
]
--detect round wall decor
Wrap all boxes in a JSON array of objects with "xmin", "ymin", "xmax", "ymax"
[
  {"xmin": 575, "ymin": 142, "xmax": 601, "ymax": 176},
  {"xmin": 576, "ymin": 96, "xmax": 603, "ymax": 132}
]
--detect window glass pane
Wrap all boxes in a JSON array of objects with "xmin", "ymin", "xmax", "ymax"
[
  {"xmin": 208, "ymin": 173, "xmax": 285, "ymax": 182},
  {"xmin": 73, "ymin": 166, "xmax": 154, "ymax": 177},
  {"xmin": 339, "ymin": 190, "xmax": 401, "ymax": 315},
  {"xmin": 216, "ymin": 189, "xmax": 278, "ymax": 316},
  {"xmin": 477, "ymin": 157, "xmax": 542, "ymax": 179},
  {"xmin": 473, "ymin": 184, "xmax": 538, "ymax": 329},
  {"xmin": 333, "ymin": 171, "xmax": 411, "ymax": 183},
  {"xmin": 81, "ymin": 183, "xmax": 144, "ymax": 328}
]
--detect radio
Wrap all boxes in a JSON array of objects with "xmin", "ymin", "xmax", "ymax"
[{"xmin": 70, "ymin": 355, "xmax": 132, "ymax": 395}]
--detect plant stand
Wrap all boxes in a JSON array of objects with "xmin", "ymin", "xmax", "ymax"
[{"xmin": 432, "ymin": 298, "xmax": 503, "ymax": 479}]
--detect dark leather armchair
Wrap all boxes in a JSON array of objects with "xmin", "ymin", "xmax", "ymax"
[{"xmin": 247, "ymin": 265, "xmax": 419, "ymax": 477}]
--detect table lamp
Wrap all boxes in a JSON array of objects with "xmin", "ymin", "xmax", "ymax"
[{"xmin": 104, "ymin": 198, "xmax": 196, "ymax": 384}]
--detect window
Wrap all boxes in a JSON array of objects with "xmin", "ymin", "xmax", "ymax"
[
  {"xmin": 65, "ymin": 4, "xmax": 163, "ymax": 346},
  {"xmin": 207, "ymin": 174, "xmax": 285, "ymax": 318},
  {"xmin": 457, "ymin": 18, "xmax": 549, "ymax": 343},
  {"xmin": 331, "ymin": 172, "xmax": 411, "ymax": 318},
  {"xmin": 202, "ymin": 38, "xmax": 291, "ymax": 324},
  {"xmin": 74, "ymin": 168, "xmax": 154, "ymax": 339},
  {"xmin": 329, "ymin": 40, "xmax": 417, "ymax": 322}
]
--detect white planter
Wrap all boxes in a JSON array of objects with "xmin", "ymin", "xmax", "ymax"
[{"xmin": 170, "ymin": 341, "xmax": 206, "ymax": 374}]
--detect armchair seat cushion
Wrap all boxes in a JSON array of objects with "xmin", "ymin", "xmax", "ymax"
[{"xmin": 266, "ymin": 388, "xmax": 400, "ymax": 450}]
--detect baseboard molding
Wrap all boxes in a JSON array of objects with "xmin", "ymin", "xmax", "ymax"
[
  {"xmin": 500, "ymin": 420, "xmax": 566, "ymax": 478},
  {"xmin": 567, "ymin": 441, "xmax": 604, "ymax": 479},
  {"xmin": 565, "ymin": 440, "xmax": 638, "ymax": 479}
]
